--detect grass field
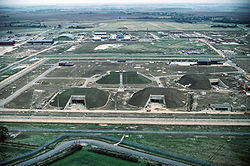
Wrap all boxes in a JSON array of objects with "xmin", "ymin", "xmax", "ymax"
[
  {"xmin": 0, "ymin": 144, "xmax": 34, "ymax": 162},
  {"xmin": 96, "ymin": 72, "xmax": 152, "ymax": 84},
  {"xmin": 50, "ymin": 88, "xmax": 109, "ymax": 108},
  {"xmin": 62, "ymin": 39, "xmax": 216, "ymax": 55},
  {"xmin": 81, "ymin": 21, "xmax": 242, "ymax": 31},
  {"xmin": 1, "ymin": 123, "xmax": 250, "ymax": 165},
  {"xmin": 51, "ymin": 148, "xmax": 144, "ymax": 166},
  {"xmin": 121, "ymin": 133, "xmax": 250, "ymax": 166},
  {"xmin": 0, "ymin": 28, "xmax": 45, "ymax": 35},
  {"xmin": 3, "ymin": 129, "xmax": 249, "ymax": 166},
  {"xmin": 0, "ymin": 133, "xmax": 59, "ymax": 162},
  {"xmin": 2, "ymin": 123, "xmax": 250, "ymax": 132}
]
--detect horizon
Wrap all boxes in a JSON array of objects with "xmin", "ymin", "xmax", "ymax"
[{"xmin": 0, "ymin": 0, "xmax": 250, "ymax": 6}]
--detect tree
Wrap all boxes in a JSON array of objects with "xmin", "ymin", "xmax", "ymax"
[{"xmin": 0, "ymin": 126, "xmax": 8, "ymax": 142}]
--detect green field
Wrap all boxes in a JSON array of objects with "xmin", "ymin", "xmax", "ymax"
[
  {"xmin": 51, "ymin": 148, "xmax": 144, "ymax": 166},
  {"xmin": 2, "ymin": 123, "xmax": 250, "ymax": 165},
  {"xmin": 50, "ymin": 88, "xmax": 109, "ymax": 108},
  {"xmin": 0, "ymin": 133, "xmax": 59, "ymax": 162},
  {"xmin": 66, "ymin": 39, "xmax": 216, "ymax": 55},
  {"xmin": 122, "ymin": 134, "xmax": 250, "ymax": 166},
  {"xmin": 112, "ymin": 40, "xmax": 215, "ymax": 54},
  {"xmin": 0, "ymin": 144, "xmax": 34, "ymax": 162},
  {"xmin": 96, "ymin": 72, "xmax": 151, "ymax": 84},
  {"xmin": 81, "ymin": 21, "xmax": 242, "ymax": 31}
]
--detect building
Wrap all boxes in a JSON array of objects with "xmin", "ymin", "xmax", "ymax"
[
  {"xmin": 56, "ymin": 33, "xmax": 76, "ymax": 41},
  {"xmin": 211, "ymin": 105, "xmax": 232, "ymax": 111},
  {"xmin": 92, "ymin": 36, "xmax": 101, "ymax": 41},
  {"xmin": 209, "ymin": 78, "xmax": 229, "ymax": 88},
  {"xmin": 145, "ymin": 95, "xmax": 166, "ymax": 110},
  {"xmin": 180, "ymin": 34, "xmax": 205, "ymax": 39},
  {"xmin": 78, "ymin": 32, "xmax": 86, "ymax": 36},
  {"xmin": 197, "ymin": 59, "xmax": 212, "ymax": 65},
  {"xmin": 94, "ymin": 32, "xmax": 107, "ymax": 36},
  {"xmin": 116, "ymin": 33, "xmax": 124, "ymax": 39},
  {"xmin": 64, "ymin": 95, "xmax": 86, "ymax": 109},
  {"xmin": 197, "ymin": 59, "xmax": 222, "ymax": 65},
  {"xmin": 109, "ymin": 35, "xmax": 117, "ymax": 41},
  {"xmin": 27, "ymin": 40, "xmax": 54, "ymax": 45},
  {"xmin": 0, "ymin": 40, "xmax": 15, "ymax": 46},
  {"xmin": 122, "ymin": 35, "xmax": 131, "ymax": 41},
  {"xmin": 59, "ymin": 62, "xmax": 74, "ymax": 66},
  {"xmin": 117, "ymin": 59, "xmax": 126, "ymax": 63},
  {"xmin": 101, "ymin": 35, "xmax": 108, "ymax": 39},
  {"xmin": 169, "ymin": 31, "xmax": 184, "ymax": 34}
]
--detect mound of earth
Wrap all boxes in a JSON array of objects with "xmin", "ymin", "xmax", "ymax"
[
  {"xmin": 178, "ymin": 74, "xmax": 211, "ymax": 90},
  {"xmin": 51, "ymin": 88, "xmax": 109, "ymax": 109},
  {"xmin": 97, "ymin": 71, "xmax": 151, "ymax": 84},
  {"xmin": 128, "ymin": 87, "xmax": 186, "ymax": 108}
]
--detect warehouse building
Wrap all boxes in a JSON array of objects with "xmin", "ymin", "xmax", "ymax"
[
  {"xmin": 27, "ymin": 40, "xmax": 54, "ymax": 45},
  {"xmin": 0, "ymin": 40, "xmax": 15, "ymax": 46},
  {"xmin": 59, "ymin": 62, "xmax": 74, "ymax": 66},
  {"xmin": 197, "ymin": 59, "xmax": 223, "ymax": 65}
]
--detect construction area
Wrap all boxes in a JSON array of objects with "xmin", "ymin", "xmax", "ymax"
[{"xmin": 0, "ymin": 59, "xmax": 248, "ymax": 112}]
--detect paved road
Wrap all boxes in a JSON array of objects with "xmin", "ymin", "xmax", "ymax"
[
  {"xmin": 0, "ymin": 37, "xmax": 55, "ymax": 74},
  {"xmin": 199, "ymin": 39, "xmax": 246, "ymax": 74},
  {"xmin": 0, "ymin": 58, "xmax": 47, "ymax": 90},
  {"xmin": 17, "ymin": 139, "xmax": 188, "ymax": 166},
  {"xmin": 1, "ymin": 116, "xmax": 250, "ymax": 125},
  {"xmin": 9, "ymin": 128, "xmax": 250, "ymax": 135},
  {"xmin": 226, "ymin": 61, "xmax": 245, "ymax": 73},
  {"xmin": 0, "ymin": 64, "xmax": 58, "ymax": 107},
  {"xmin": 0, "ymin": 108, "xmax": 246, "ymax": 114},
  {"xmin": 199, "ymin": 39, "xmax": 225, "ymax": 58},
  {"xmin": 43, "ymin": 77, "xmax": 86, "ymax": 80}
]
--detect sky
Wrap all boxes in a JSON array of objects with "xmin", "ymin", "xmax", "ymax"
[{"xmin": 0, "ymin": 0, "xmax": 249, "ymax": 6}]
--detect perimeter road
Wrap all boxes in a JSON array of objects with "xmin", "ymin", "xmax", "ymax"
[{"xmin": 17, "ymin": 139, "xmax": 187, "ymax": 166}]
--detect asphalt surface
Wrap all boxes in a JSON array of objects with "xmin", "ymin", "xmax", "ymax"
[
  {"xmin": 17, "ymin": 139, "xmax": 188, "ymax": 166},
  {"xmin": 9, "ymin": 128, "xmax": 250, "ymax": 135},
  {"xmin": 1, "ymin": 115, "xmax": 250, "ymax": 125}
]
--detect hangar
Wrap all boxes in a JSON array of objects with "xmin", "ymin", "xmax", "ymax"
[
  {"xmin": 0, "ymin": 40, "xmax": 15, "ymax": 46},
  {"xmin": 56, "ymin": 33, "xmax": 76, "ymax": 41}
]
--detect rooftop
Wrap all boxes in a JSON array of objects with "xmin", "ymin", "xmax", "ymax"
[{"xmin": 58, "ymin": 33, "xmax": 76, "ymax": 40}]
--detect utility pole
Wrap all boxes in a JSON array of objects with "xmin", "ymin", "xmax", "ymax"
[
  {"xmin": 57, "ymin": 95, "xmax": 60, "ymax": 108},
  {"xmin": 114, "ymin": 92, "xmax": 117, "ymax": 110}
]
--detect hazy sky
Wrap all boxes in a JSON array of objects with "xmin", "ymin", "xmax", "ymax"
[{"xmin": 0, "ymin": 0, "xmax": 249, "ymax": 6}]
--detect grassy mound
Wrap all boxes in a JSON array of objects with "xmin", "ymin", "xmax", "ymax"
[
  {"xmin": 128, "ymin": 87, "xmax": 186, "ymax": 108},
  {"xmin": 50, "ymin": 88, "xmax": 109, "ymax": 109},
  {"xmin": 96, "ymin": 72, "xmax": 151, "ymax": 84},
  {"xmin": 178, "ymin": 74, "xmax": 211, "ymax": 90}
]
